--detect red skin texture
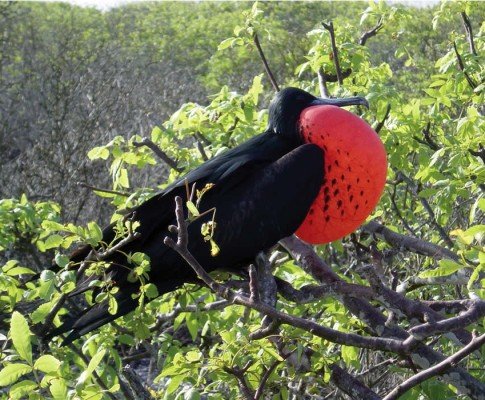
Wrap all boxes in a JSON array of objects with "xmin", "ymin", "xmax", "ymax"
[{"xmin": 295, "ymin": 106, "xmax": 387, "ymax": 244}]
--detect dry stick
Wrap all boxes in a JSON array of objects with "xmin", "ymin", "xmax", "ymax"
[
  {"xmin": 383, "ymin": 333, "xmax": 485, "ymax": 400},
  {"xmin": 322, "ymin": 21, "xmax": 343, "ymax": 85},
  {"xmin": 78, "ymin": 182, "xmax": 130, "ymax": 197},
  {"xmin": 163, "ymin": 197, "xmax": 406, "ymax": 353},
  {"xmin": 359, "ymin": 17, "xmax": 384, "ymax": 46},
  {"xmin": 252, "ymin": 32, "xmax": 280, "ymax": 92},
  {"xmin": 452, "ymin": 41, "xmax": 477, "ymax": 89},
  {"xmin": 330, "ymin": 364, "xmax": 381, "ymax": 400},
  {"xmin": 133, "ymin": 137, "xmax": 183, "ymax": 173},
  {"xmin": 461, "ymin": 12, "xmax": 477, "ymax": 56}
]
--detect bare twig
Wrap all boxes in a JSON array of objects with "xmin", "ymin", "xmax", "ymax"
[
  {"xmin": 317, "ymin": 68, "xmax": 330, "ymax": 98},
  {"xmin": 194, "ymin": 133, "xmax": 209, "ymax": 161},
  {"xmin": 322, "ymin": 21, "xmax": 343, "ymax": 85},
  {"xmin": 133, "ymin": 137, "xmax": 183, "ymax": 173},
  {"xmin": 330, "ymin": 364, "xmax": 381, "ymax": 400},
  {"xmin": 383, "ymin": 333, "xmax": 485, "ymax": 400},
  {"xmin": 374, "ymin": 103, "xmax": 391, "ymax": 134},
  {"xmin": 453, "ymin": 41, "xmax": 477, "ymax": 89},
  {"xmin": 359, "ymin": 17, "xmax": 384, "ymax": 46},
  {"xmin": 78, "ymin": 182, "xmax": 130, "ymax": 197},
  {"xmin": 397, "ymin": 173, "xmax": 454, "ymax": 247},
  {"xmin": 413, "ymin": 122, "xmax": 440, "ymax": 151},
  {"xmin": 252, "ymin": 32, "xmax": 280, "ymax": 92},
  {"xmin": 254, "ymin": 360, "xmax": 281, "ymax": 400},
  {"xmin": 461, "ymin": 12, "xmax": 477, "ymax": 56}
]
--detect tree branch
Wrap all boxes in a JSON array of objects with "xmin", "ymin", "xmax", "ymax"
[
  {"xmin": 362, "ymin": 220, "xmax": 457, "ymax": 261},
  {"xmin": 452, "ymin": 41, "xmax": 477, "ymax": 89},
  {"xmin": 78, "ymin": 181, "xmax": 130, "ymax": 197},
  {"xmin": 461, "ymin": 12, "xmax": 477, "ymax": 56},
  {"xmin": 383, "ymin": 332, "xmax": 485, "ymax": 400},
  {"xmin": 252, "ymin": 32, "xmax": 280, "ymax": 92},
  {"xmin": 322, "ymin": 21, "xmax": 343, "ymax": 85},
  {"xmin": 330, "ymin": 364, "xmax": 381, "ymax": 400},
  {"xmin": 359, "ymin": 17, "xmax": 384, "ymax": 46},
  {"xmin": 374, "ymin": 103, "xmax": 391, "ymax": 134},
  {"xmin": 133, "ymin": 137, "xmax": 183, "ymax": 173}
]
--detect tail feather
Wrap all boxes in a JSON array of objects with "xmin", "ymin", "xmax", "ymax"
[{"xmin": 46, "ymin": 279, "xmax": 185, "ymax": 346}]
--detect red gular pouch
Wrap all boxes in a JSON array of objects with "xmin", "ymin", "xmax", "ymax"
[{"xmin": 296, "ymin": 105, "xmax": 387, "ymax": 244}]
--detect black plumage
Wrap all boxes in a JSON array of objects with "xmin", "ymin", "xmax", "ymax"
[{"xmin": 46, "ymin": 88, "xmax": 367, "ymax": 345}]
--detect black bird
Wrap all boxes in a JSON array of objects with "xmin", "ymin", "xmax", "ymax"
[{"xmin": 46, "ymin": 88, "xmax": 368, "ymax": 345}]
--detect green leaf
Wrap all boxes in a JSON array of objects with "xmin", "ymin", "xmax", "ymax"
[
  {"xmin": 9, "ymin": 379, "xmax": 37, "ymax": 399},
  {"xmin": 185, "ymin": 350, "xmax": 202, "ymax": 363},
  {"xmin": 44, "ymin": 234, "xmax": 64, "ymax": 249},
  {"xmin": 55, "ymin": 253, "xmax": 70, "ymax": 269},
  {"xmin": 11, "ymin": 312, "xmax": 32, "ymax": 365},
  {"xmin": 418, "ymin": 259, "xmax": 464, "ymax": 279},
  {"xmin": 118, "ymin": 168, "xmax": 130, "ymax": 188},
  {"xmin": 77, "ymin": 349, "xmax": 106, "ymax": 385},
  {"xmin": 49, "ymin": 379, "xmax": 68, "ymax": 400},
  {"xmin": 34, "ymin": 355, "xmax": 61, "ymax": 374},
  {"xmin": 186, "ymin": 201, "xmax": 200, "ymax": 217},
  {"xmin": 87, "ymin": 146, "xmax": 109, "ymax": 160},
  {"xmin": 0, "ymin": 363, "xmax": 33, "ymax": 386},
  {"xmin": 186, "ymin": 313, "xmax": 199, "ymax": 341},
  {"xmin": 87, "ymin": 221, "xmax": 103, "ymax": 243}
]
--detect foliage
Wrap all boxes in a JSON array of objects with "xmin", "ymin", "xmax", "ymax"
[{"xmin": 0, "ymin": 1, "xmax": 484, "ymax": 399}]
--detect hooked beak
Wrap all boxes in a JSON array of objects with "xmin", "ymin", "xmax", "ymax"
[{"xmin": 310, "ymin": 96, "xmax": 369, "ymax": 109}]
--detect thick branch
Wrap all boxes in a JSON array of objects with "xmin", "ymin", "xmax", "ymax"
[
  {"xmin": 362, "ymin": 220, "xmax": 458, "ymax": 261},
  {"xmin": 409, "ymin": 300, "xmax": 485, "ymax": 340},
  {"xmin": 383, "ymin": 333, "xmax": 485, "ymax": 400},
  {"xmin": 133, "ymin": 137, "xmax": 183, "ymax": 173},
  {"xmin": 330, "ymin": 364, "xmax": 381, "ymax": 400}
]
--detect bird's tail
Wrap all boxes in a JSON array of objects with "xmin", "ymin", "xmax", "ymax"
[{"xmin": 46, "ymin": 279, "xmax": 184, "ymax": 346}]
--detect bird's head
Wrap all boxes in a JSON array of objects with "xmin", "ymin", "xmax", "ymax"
[{"xmin": 268, "ymin": 87, "xmax": 369, "ymax": 143}]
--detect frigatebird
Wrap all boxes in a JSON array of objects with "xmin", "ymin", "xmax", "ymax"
[{"xmin": 46, "ymin": 88, "xmax": 380, "ymax": 345}]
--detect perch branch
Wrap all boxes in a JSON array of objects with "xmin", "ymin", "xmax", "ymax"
[{"xmin": 133, "ymin": 137, "xmax": 183, "ymax": 173}]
